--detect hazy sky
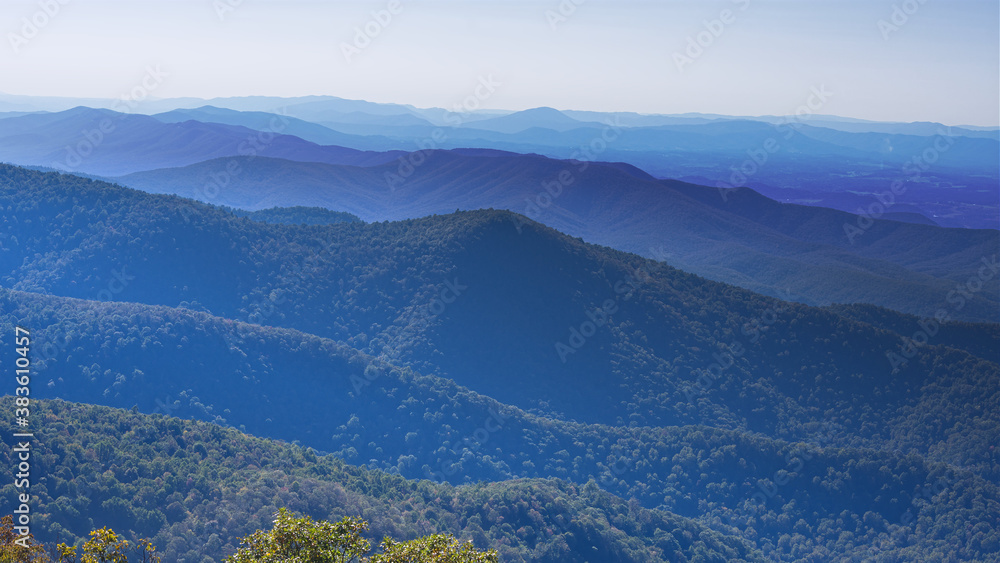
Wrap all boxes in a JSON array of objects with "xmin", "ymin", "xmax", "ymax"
[{"xmin": 1, "ymin": 0, "xmax": 997, "ymax": 125}]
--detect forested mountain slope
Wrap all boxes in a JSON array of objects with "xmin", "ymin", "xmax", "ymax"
[
  {"xmin": 0, "ymin": 399, "xmax": 765, "ymax": 563},
  {"xmin": 1, "ymin": 295, "xmax": 997, "ymax": 561},
  {"xmin": 115, "ymin": 153, "xmax": 999, "ymax": 322},
  {"xmin": 0, "ymin": 166, "xmax": 996, "ymax": 461},
  {"xmin": 1, "ymin": 164, "xmax": 997, "ymax": 561}
]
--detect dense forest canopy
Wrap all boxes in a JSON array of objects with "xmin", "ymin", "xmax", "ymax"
[{"xmin": 0, "ymin": 165, "xmax": 996, "ymax": 561}]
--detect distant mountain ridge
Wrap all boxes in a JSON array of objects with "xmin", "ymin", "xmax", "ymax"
[
  {"xmin": 116, "ymin": 152, "xmax": 1000, "ymax": 322},
  {"xmin": 461, "ymin": 107, "xmax": 603, "ymax": 134},
  {"xmin": 2, "ymin": 104, "xmax": 995, "ymax": 229},
  {"xmin": 3, "ymin": 91, "xmax": 995, "ymax": 136},
  {"xmin": 0, "ymin": 106, "xmax": 403, "ymax": 175}
]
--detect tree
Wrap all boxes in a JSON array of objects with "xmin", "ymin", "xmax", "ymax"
[
  {"xmin": 79, "ymin": 528, "xmax": 128, "ymax": 563},
  {"xmin": 224, "ymin": 508, "xmax": 370, "ymax": 563},
  {"xmin": 0, "ymin": 519, "xmax": 159, "ymax": 563},
  {"xmin": 372, "ymin": 535, "xmax": 499, "ymax": 563},
  {"xmin": 224, "ymin": 509, "xmax": 498, "ymax": 563},
  {"xmin": 55, "ymin": 528, "xmax": 160, "ymax": 563},
  {"xmin": 0, "ymin": 515, "xmax": 50, "ymax": 563}
]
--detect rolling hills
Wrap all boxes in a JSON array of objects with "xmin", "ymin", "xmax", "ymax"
[
  {"xmin": 1, "ymin": 399, "xmax": 768, "ymax": 563},
  {"xmin": 2, "ymin": 282, "xmax": 998, "ymax": 560},
  {"xmin": 113, "ymin": 153, "xmax": 1000, "ymax": 322},
  {"xmin": 1, "ymin": 165, "xmax": 997, "ymax": 473}
]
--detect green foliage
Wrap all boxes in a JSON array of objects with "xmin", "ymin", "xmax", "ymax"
[
  {"xmin": 372, "ymin": 535, "xmax": 497, "ymax": 563},
  {"xmin": 0, "ymin": 163, "xmax": 995, "ymax": 459},
  {"xmin": 0, "ymin": 400, "xmax": 764, "ymax": 563},
  {"xmin": 0, "ymin": 519, "xmax": 160, "ymax": 563},
  {"xmin": 225, "ymin": 509, "xmax": 369, "ymax": 563},
  {"xmin": 55, "ymin": 528, "xmax": 160, "ymax": 563},
  {"xmin": 1, "ymin": 515, "xmax": 50, "ymax": 563},
  {"xmin": 824, "ymin": 302, "xmax": 999, "ymax": 364},
  {"xmin": 79, "ymin": 528, "xmax": 129, "ymax": 563},
  {"xmin": 224, "ymin": 509, "xmax": 496, "ymax": 563}
]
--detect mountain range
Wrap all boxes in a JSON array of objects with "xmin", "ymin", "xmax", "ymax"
[
  {"xmin": 0, "ymin": 107, "xmax": 402, "ymax": 176},
  {"xmin": 113, "ymin": 151, "xmax": 999, "ymax": 323},
  {"xmin": 0, "ymin": 164, "xmax": 997, "ymax": 561},
  {"xmin": 1, "ymin": 102, "xmax": 996, "ymax": 230},
  {"xmin": 0, "ymin": 104, "xmax": 995, "ymax": 322},
  {"xmin": 0, "ymin": 88, "xmax": 997, "ymax": 562}
]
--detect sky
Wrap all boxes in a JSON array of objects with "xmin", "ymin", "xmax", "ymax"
[{"xmin": 1, "ymin": 0, "xmax": 997, "ymax": 126}]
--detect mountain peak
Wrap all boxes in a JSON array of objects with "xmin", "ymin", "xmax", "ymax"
[
  {"xmin": 518, "ymin": 106, "xmax": 567, "ymax": 116},
  {"xmin": 61, "ymin": 105, "xmax": 118, "ymax": 118},
  {"xmin": 467, "ymin": 106, "xmax": 589, "ymax": 134}
]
